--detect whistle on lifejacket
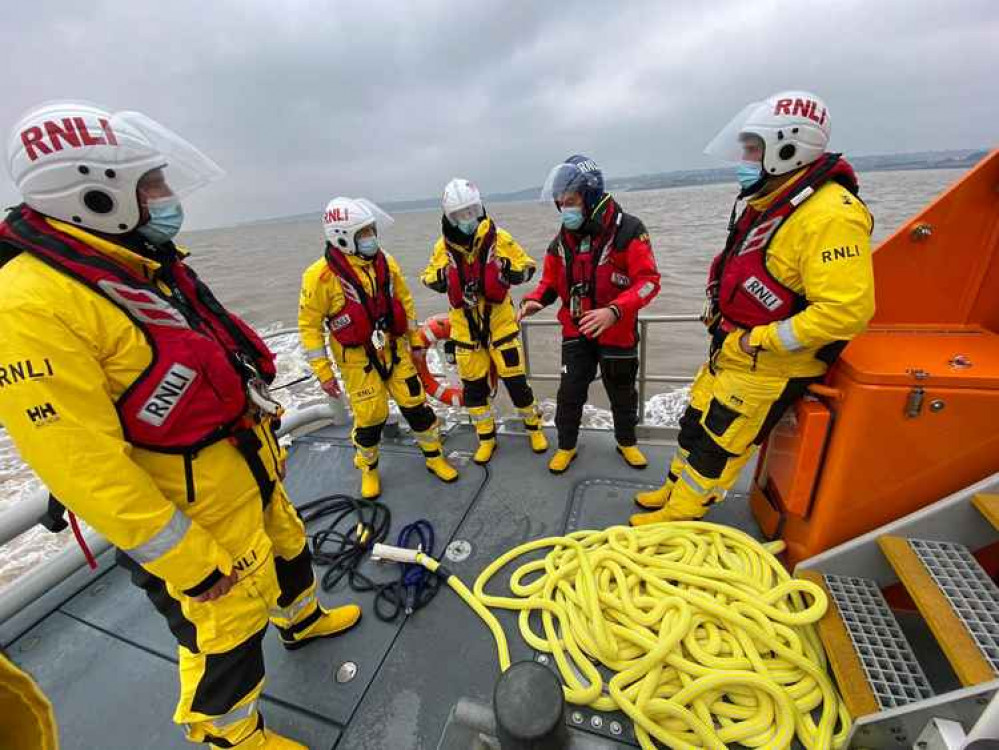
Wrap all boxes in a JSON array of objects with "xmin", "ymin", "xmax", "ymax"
[
  {"xmin": 236, "ymin": 354, "xmax": 283, "ymax": 417},
  {"xmin": 569, "ymin": 282, "xmax": 591, "ymax": 320},
  {"xmin": 247, "ymin": 376, "xmax": 283, "ymax": 417},
  {"xmin": 462, "ymin": 280, "xmax": 481, "ymax": 308}
]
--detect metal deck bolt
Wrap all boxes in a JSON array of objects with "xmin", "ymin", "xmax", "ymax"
[
  {"xmin": 335, "ymin": 662, "xmax": 358, "ymax": 684},
  {"xmin": 590, "ymin": 716, "xmax": 603, "ymax": 730},
  {"xmin": 536, "ymin": 654, "xmax": 549, "ymax": 665},
  {"xmin": 571, "ymin": 711, "xmax": 584, "ymax": 724},
  {"xmin": 445, "ymin": 540, "xmax": 472, "ymax": 563},
  {"xmin": 609, "ymin": 721, "xmax": 623, "ymax": 735}
]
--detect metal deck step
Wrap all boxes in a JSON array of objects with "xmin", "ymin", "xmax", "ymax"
[
  {"xmin": 878, "ymin": 535, "xmax": 999, "ymax": 687},
  {"xmin": 799, "ymin": 569, "xmax": 933, "ymax": 717}
]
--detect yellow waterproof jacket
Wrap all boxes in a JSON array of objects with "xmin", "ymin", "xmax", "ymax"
[
  {"xmin": 421, "ymin": 219, "xmax": 536, "ymax": 347},
  {"xmin": 0, "ymin": 220, "xmax": 285, "ymax": 597},
  {"xmin": 298, "ymin": 249, "xmax": 421, "ymax": 383},
  {"xmin": 718, "ymin": 176, "xmax": 876, "ymax": 379}
]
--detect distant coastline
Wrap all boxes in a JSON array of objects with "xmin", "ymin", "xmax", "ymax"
[{"xmin": 226, "ymin": 148, "xmax": 988, "ymax": 229}]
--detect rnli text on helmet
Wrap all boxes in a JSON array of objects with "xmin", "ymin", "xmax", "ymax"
[
  {"xmin": 772, "ymin": 98, "xmax": 827, "ymax": 126},
  {"xmin": 20, "ymin": 118, "xmax": 119, "ymax": 162}
]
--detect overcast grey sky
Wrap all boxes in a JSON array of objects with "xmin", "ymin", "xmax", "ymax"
[{"xmin": 1, "ymin": 0, "xmax": 996, "ymax": 229}]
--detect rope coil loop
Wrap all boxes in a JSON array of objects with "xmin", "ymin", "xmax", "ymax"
[{"xmin": 470, "ymin": 521, "xmax": 849, "ymax": 749}]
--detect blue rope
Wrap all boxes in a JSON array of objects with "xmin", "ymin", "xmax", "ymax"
[{"xmin": 397, "ymin": 519, "xmax": 436, "ymax": 614}]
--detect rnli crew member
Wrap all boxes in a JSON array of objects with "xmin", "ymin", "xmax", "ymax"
[
  {"xmin": 299, "ymin": 197, "xmax": 458, "ymax": 499},
  {"xmin": 421, "ymin": 178, "xmax": 548, "ymax": 464},
  {"xmin": 0, "ymin": 102, "xmax": 360, "ymax": 749},
  {"xmin": 519, "ymin": 155, "xmax": 661, "ymax": 474},
  {"xmin": 631, "ymin": 90, "xmax": 875, "ymax": 525}
]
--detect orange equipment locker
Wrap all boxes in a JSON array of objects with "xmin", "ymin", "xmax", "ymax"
[{"xmin": 751, "ymin": 149, "xmax": 999, "ymax": 567}]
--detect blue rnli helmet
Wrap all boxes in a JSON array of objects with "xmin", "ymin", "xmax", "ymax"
[{"xmin": 541, "ymin": 154, "xmax": 605, "ymax": 214}]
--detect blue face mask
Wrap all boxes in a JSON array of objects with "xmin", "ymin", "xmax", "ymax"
[
  {"xmin": 736, "ymin": 161, "xmax": 763, "ymax": 192},
  {"xmin": 561, "ymin": 206, "xmax": 585, "ymax": 231},
  {"xmin": 355, "ymin": 235, "xmax": 380, "ymax": 258},
  {"xmin": 137, "ymin": 198, "xmax": 184, "ymax": 244},
  {"xmin": 457, "ymin": 218, "xmax": 479, "ymax": 236}
]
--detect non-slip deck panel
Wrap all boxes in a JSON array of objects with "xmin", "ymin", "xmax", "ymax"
[
  {"xmin": 58, "ymin": 437, "xmax": 490, "ymax": 727},
  {"xmin": 336, "ymin": 429, "xmax": 683, "ymax": 749},
  {"xmin": 10, "ymin": 612, "xmax": 340, "ymax": 750}
]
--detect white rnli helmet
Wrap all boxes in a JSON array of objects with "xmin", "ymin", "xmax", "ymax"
[
  {"xmin": 322, "ymin": 197, "xmax": 394, "ymax": 255},
  {"xmin": 441, "ymin": 178, "xmax": 483, "ymax": 228},
  {"xmin": 6, "ymin": 100, "xmax": 223, "ymax": 234},
  {"xmin": 704, "ymin": 90, "xmax": 831, "ymax": 176}
]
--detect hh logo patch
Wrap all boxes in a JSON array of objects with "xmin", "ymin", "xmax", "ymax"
[
  {"xmin": 742, "ymin": 276, "xmax": 784, "ymax": 311},
  {"xmin": 138, "ymin": 363, "xmax": 198, "ymax": 427},
  {"xmin": 26, "ymin": 402, "xmax": 59, "ymax": 426},
  {"xmin": 738, "ymin": 217, "xmax": 784, "ymax": 256}
]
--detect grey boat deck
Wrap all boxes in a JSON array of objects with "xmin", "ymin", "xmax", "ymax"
[{"xmin": 2, "ymin": 425, "xmax": 763, "ymax": 749}]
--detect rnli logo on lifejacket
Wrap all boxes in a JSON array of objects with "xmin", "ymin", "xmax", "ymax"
[
  {"xmin": 611, "ymin": 272, "xmax": 631, "ymax": 287},
  {"xmin": 20, "ymin": 117, "xmax": 119, "ymax": 162},
  {"xmin": 742, "ymin": 276, "xmax": 784, "ymax": 312},
  {"xmin": 97, "ymin": 280, "xmax": 189, "ymax": 329},
  {"xmin": 738, "ymin": 217, "xmax": 784, "ymax": 256},
  {"xmin": 138, "ymin": 363, "xmax": 198, "ymax": 427},
  {"xmin": 330, "ymin": 313, "xmax": 352, "ymax": 331}
]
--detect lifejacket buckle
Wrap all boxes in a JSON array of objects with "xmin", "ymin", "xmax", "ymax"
[
  {"xmin": 371, "ymin": 328, "xmax": 387, "ymax": 351},
  {"xmin": 569, "ymin": 283, "xmax": 589, "ymax": 320},
  {"xmin": 247, "ymin": 376, "xmax": 283, "ymax": 417},
  {"xmin": 462, "ymin": 280, "xmax": 480, "ymax": 308}
]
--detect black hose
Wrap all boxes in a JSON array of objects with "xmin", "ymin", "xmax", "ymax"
[
  {"xmin": 297, "ymin": 461, "xmax": 493, "ymax": 623},
  {"xmin": 297, "ymin": 494, "xmax": 441, "ymax": 622}
]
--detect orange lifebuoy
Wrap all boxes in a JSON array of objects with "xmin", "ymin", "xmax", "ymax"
[
  {"xmin": 414, "ymin": 315, "xmax": 465, "ymax": 406},
  {"xmin": 414, "ymin": 314, "xmax": 497, "ymax": 407}
]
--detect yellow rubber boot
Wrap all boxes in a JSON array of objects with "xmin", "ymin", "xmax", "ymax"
[
  {"xmin": 425, "ymin": 454, "xmax": 459, "ymax": 482},
  {"xmin": 548, "ymin": 448, "xmax": 577, "ymax": 475},
  {"xmin": 629, "ymin": 501, "xmax": 709, "ymax": 526},
  {"xmin": 518, "ymin": 404, "xmax": 549, "ymax": 454},
  {"xmin": 414, "ymin": 423, "xmax": 459, "ymax": 483},
  {"xmin": 279, "ymin": 603, "xmax": 362, "ymax": 651},
  {"xmin": 359, "ymin": 468, "xmax": 380, "ymax": 500},
  {"xmin": 470, "ymin": 405, "xmax": 497, "ymax": 465},
  {"xmin": 634, "ymin": 484, "xmax": 671, "ymax": 510},
  {"xmin": 634, "ymin": 450, "xmax": 687, "ymax": 508},
  {"xmin": 474, "ymin": 438, "xmax": 496, "ymax": 465},
  {"xmin": 616, "ymin": 444, "xmax": 647, "ymax": 469},
  {"xmin": 630, "ymin": 466, "xmax": 715, "ymax": 525},
  {"xmin": 353, "ymin": 446, "xmax": 381, "ymax": 500}
]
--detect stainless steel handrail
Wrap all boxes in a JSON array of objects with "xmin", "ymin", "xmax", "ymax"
[{"xmin": 520, "ymin": 314, "xmax": 701, "ymax": 421}]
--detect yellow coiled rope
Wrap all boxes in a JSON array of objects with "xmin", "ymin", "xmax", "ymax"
[{"xmin": 425, "ymin": 521, "xmax": 850, "ymax": 750}]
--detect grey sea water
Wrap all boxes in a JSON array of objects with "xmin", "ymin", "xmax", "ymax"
[{"xmin": 0, "ymin": 168, "xmax": 965, "ymax": 590}]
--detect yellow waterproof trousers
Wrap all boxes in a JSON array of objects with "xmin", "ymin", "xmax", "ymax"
[{"xmin": 661, "ymin": 363, "xmax": 816, "ymax": 517}]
